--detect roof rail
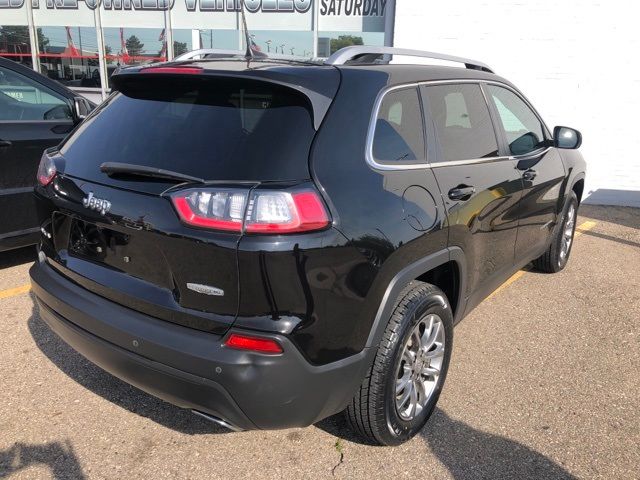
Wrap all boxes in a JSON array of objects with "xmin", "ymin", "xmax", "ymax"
[
  {"xmin": 173, "ymin": 49, "xmax": 246, "ymax": 61},
  {"xmin": 324, "ymin": 46, "xmax": 493, "ymax": 73}
]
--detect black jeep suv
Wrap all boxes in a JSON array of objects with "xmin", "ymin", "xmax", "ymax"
[{"xmin": 30, "ymin": 46, "xmax": 586, "ymax": 445}]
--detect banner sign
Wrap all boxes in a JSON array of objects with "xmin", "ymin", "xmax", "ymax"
[
  {"xmin": 0, "ymin": 0, "xmax": 388, "ymax": 31},
  {"xmin": 0, "ymin": 0, "xmax": 384, "ymax": 14}
]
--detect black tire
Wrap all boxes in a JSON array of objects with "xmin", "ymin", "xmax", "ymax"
[
  {"xmin": 532, "ymin": 191, "xmax": 579, "ymax": 273},
  {"xmin": 346, "ymin": 282, "xmax": 453, "ymax": 446}
]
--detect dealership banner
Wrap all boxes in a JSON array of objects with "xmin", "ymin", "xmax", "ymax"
[{"xmin": 0, "ymin": 0, "xmax": 388, "ymax": 31}]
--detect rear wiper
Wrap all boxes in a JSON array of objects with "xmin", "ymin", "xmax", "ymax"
[{"xmin": 100, "ymin": 162, "xmax": 205, "ymax": 184}]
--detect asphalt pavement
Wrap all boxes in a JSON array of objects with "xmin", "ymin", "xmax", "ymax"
[{"xmin": 0, "ymin": 204, "xmax": 638, "ymax": 479}]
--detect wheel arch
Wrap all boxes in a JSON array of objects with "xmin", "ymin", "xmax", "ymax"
[
  {"xmin": 364, "ymin": 247, "xmax": 467, "ymax": 350},
  {"xmin": 572, "ymin": 177, "xmax": 585, "ymax": 203}
]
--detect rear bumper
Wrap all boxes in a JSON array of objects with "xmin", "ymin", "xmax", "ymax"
[{"xmin": 30, "ymin": 258, "xmax": 370, "ymax": 430}]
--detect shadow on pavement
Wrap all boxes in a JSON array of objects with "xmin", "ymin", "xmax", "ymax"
[
  {"xmin": 0, "ymin": 439, "xmax": 85, "ymax": 479},
  {"xmin": 421, "ymin": 409, "xmax": 576, "ymax": 480},
  {"xmin": 583, "ymin": 189, "xmax": 640, "ymax": 209},
  {"xmin": 318, "ymin": 409, "xmax": 576, "ymax": 479},
  {"xmin": 579, "ymin": 229, "xmax": 640, "ymax": 248},
  {"xmin": 0, "ymin": 246, "xmax": 37, "ymax": 270},
  {"xmin": 580, "ymin": 204, "xmax": 640, "ymax": 231},
  {"xmin": 27, "ymin": 296, "xmax": 228, "ymax": 436}
]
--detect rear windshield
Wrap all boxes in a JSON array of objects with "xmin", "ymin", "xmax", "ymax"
[{"xmin": 60, "ymin": 77, "xmax": 315, "ymax": 183}]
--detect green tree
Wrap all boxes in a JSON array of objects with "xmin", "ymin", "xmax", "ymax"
[
  {"xmin": 104, "ymin": 45, "xmax": 113, "ymax": 64},
  {"xmin": 330, "ymin": 35, "xmax": 363, "ymax": 54},
  {"xmin": 0, "ymin": 26, "xmax": 49, "ymax": 54},
  {"xmin": 125, "ymin": 35, "xmax": 144, "ymax": 57},
  {"xmin": 173, "ymin": 41, "xmax": 188, "ymax": 57}
]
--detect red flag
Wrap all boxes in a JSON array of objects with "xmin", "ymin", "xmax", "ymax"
[
  {"xmin": 64, "ymin": 26, "xmax": 80, "ymax": 57},
  {"xmin": 120, "ymin": 28, "xmax": 130, "ymax": 64}
]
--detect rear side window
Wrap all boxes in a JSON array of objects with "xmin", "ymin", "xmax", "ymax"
[
  {"xmin": 423, "ymin": 83, "xmax": 499, "ymax": 162},
  {"xmin": 59, "ymin": 77, "xmax": 315, "ymax": 182},
  {"xmin": 485, "ymin": 85, "xmax": 547, "ymax": 156},
  {"xmin": 372, "ymin": 87, "xmax": 425, "ymax": 163}
]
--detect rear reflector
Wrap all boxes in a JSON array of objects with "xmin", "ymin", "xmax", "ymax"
[
  {"xmin": 170, "ymin": 187, "xmax": 329, "ymax": 234},
  {"xmin": 224, "ymin": 333, "xmax": 283, "ymax": 354},
  {"xmin": 140, "ymin": 66, "xmax": 203, "ymax": 74}
]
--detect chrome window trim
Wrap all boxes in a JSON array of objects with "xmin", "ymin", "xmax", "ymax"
[
  {"xmin": 508, "ymin": 146, "xmax": 553, "ymax": 162},
  {"xmin": 428, "ymin": 155, "xmax": 512, "ymax": 169},
  {"xmin": 365, "ymin": 78, "xmax": 553, "ymax": 172}
]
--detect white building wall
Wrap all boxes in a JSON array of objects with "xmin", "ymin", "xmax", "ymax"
[{"xmin": 394, "ymin": 0, "xmax": 640, "ymax": 206}]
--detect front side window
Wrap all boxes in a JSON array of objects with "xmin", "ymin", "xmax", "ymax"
[
  {"xmin": 423, "ymin": 83, "xmax": 499, "ymax": 162},
  {"xmin": 486, "ymin": 85, "xmax": 546, "ymax": 156},
  {"xmin": 372, "ymin": 87, "xmax": 425, "ymax": 163},
  {"xmin": 0, "ymin": 66, "xmax": 71, "ymax": 121}
]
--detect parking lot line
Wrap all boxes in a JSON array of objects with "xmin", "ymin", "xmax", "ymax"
[
  {"xmin": 575, "ymin": 220, "xmax": 597, "ymax": 236},
  {"xmin": 0, "ymin": 283, "xmax": 31, "ymax": 300},
  {"xmin": 0, "ymin": 221, "xmax": 598, "ymax": 303}
]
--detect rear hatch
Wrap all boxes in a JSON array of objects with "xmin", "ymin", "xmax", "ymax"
[{"xmin": 44, "ymin": 65, "xmax": 338, "ymax": 333}]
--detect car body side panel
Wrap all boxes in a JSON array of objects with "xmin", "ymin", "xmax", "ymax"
[
  {"xmin": 0, "ymin": 121, "xmax": 74, "ymax": 249},
  {"xmin": 431, "ymin": 161, "xmax": 523, "ymax": 303},
  {"xmin": 305, "ymin": 68, "xmax": 449, "ymax": 363},
  {"xmin": 559, "ymin": 148, "xmax": 587, "ymax": 200},
  {"xmin": 513, "ymin": 148, "xmax": 567, "ymax": 259},
  {"xmin": 0, "ymin": 57, "xmax": 91, "ymax": 251},
  {"xmin": 235, "ymin": 228, "xmax": 373, "ymax": 365}
]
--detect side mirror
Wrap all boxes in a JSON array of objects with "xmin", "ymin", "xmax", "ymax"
[
  {"xmin": 554, "ymin": 126, "xmax": 582, "ymax": 149},
  {"xmin": 72, "ymin": 96, "xmax": 93, "ymax": 124}
]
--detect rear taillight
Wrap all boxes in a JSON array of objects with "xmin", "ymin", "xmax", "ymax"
[
  {"xmin": 171, "ymin": 189, "xmax": 247, "ymax": 232},
  {"xmin": 245, "ymin": 191, "xmax": 329, "ymax": 233},
  {"xmin": 170, "ymin": 187, "xmax": 330, "ymax": 234},
  {"xmin": 37, "ymin": 153, "xmax": 56, "ymax": 186},
  {"xmin": 224, "ymin": 333, "xmax": 283, "ymax": 354}
]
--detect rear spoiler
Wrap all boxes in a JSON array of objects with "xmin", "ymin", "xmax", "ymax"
[{"xmin": 110, "ymin": 63, "xmax": 340, "ymax": 130}]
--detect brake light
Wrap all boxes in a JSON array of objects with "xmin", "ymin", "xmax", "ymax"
[
  {"xmin": 37, "ymin": 153, "xmax": 56, "ymax": 186},
  {"xmin": 225, "ymin": 333, "xmax": 283, "ymax": 354},
  {"xmin": 140, "ymin": 66, "xmax": 203, "ymax": 74},
  {"xmin": 170, "ymin": 188, "xmax": 330, "ymax": 234}
]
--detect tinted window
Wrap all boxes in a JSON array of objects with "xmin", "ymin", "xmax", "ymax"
[
  {"xmin": 0, "ymin": 65, "xmax": 71, "ymax": 121},
  {"xmin": 372, "ymin": 87, "xmax": 425, "ymax": 163},
  {"xmin": 486, "ymin": 85, "xmax": 546, "ymax": 156},
  {"xmin": 424, "ymin": 83, "xmax": 498, "ymax": 162},
  {"xmin": 60, "ymin": 77, "xmax": 315, "ymax": 183}
]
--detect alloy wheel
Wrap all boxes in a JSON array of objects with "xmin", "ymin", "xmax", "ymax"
[
  {"xmin": 395, "ymin": 314, "xmax": 445, "ymax": 421},
  {"xmin": 560, "ymin": 204, "xmax": 576, "ymax": 262}
]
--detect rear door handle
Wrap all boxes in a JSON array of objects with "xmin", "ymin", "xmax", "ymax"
[
  {"xmin": 448, "ymin": 185, "xmax": 476, "ymax": 201},
  {"xmin": 0, "ymin": 140, "xmax": 12, "ymax": 147},
  {"xmin": 522, "ymin": 169, "xmax": 537, "ymax": 181}
]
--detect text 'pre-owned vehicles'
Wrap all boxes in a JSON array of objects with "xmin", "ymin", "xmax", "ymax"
[
  {"xmin": 29, "ymin": 46, "xmax": 586, "ymax": 445},
  {"xmin": 0, "ymin": 57, "xmax": 94, "ymax": 252}
]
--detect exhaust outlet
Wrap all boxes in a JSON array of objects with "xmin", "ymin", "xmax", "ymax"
[{"xmin": 191, "ymin": 410, "xmax": 244, "ymax": 432}]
